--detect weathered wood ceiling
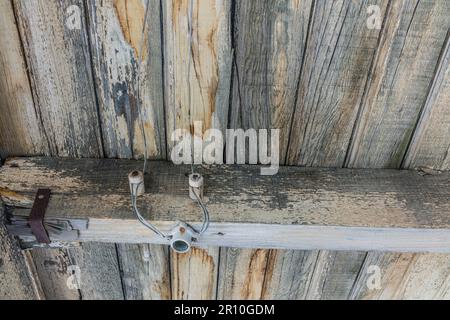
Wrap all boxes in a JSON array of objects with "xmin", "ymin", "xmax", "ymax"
[{"xmin": 1, "ymin": 0, "xmax": 449, "ymax": 300}]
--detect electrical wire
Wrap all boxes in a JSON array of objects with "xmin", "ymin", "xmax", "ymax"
[
  {"xmin": 136, "ymin": 0, "xmax": 151, "ymax": 174},
  {"xmin": 130, "ymin": 180, "xmax": 209, "ymax": 238},
  {"xmin": 130, "ymin": 183, "xmax": 168, "ymax": 239},
  {"xmin": 191, "ymin": 188, "xmax": 210, "ymax": 235},
  {"xmin": 187, "ymin": 0, "xmax": 195, "ymax": 175}
]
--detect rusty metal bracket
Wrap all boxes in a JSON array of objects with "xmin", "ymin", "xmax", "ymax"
[{"xmin": 29, "ymin": 189, "xmax": 51, "ymax": 244}]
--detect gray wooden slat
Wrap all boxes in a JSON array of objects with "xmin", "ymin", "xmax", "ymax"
[
  {"xmin": 69, "ymin": 242, "xmax": 124, "ymax": 300},
  {"xmin": 306, "ymin": 251, "xmax": 367, "ymax": 300},
  {"xmin": 163, "ymin": 0, "xmax": 232, "ymax": 154},
  {"xmin": 347, "ymin": 0, "xmax": 450, "ymax": 168},
  {"xmin": 217, "ymin": 248, "xmax": 270, "ymax": 300},
  {"xmin": 261, "ymin": 250, "xmax": 318, "ymax": 300},
  {"xmin": 116, "ymin": 244, "xmax": 170, "ymax": 300},
  {"xmin": 14, "ymin": 0, "xmax": 103, "ymax": 158},
  {"xmin": 1, "ymin": 204, "xmax": 41, "ymax": 300},
  {"xmin": 403, "ymin": 31, "xmax": 450, "ymax": 171},
  {"xmin": 349, "ymin": 252, "xmax": 413, "ymax": 300},
  {"xmin": 31, "ymin": 248, "xmax": 81, "ymax": 300},
  {"xmin": 230, "ymin": 0, "xmax": 312, "ymax": 163},
  {"xmin": 32, "ymin": 243, "xmax": 125, "ymax": 300},
  {"xmin": 0, "ymin": 0, "xmax": 48, "ymax": 159},
  {"xmin": 171, "ymin": 247, "xmax": 219, "ymax": 300},
  {"xmin": 350, "ymin": 252, "xmax": 450, "ymax": 300},
  {"xmin": 287, "ymin": 0, "xmax": 388, "ymax": 167},
  {"xmin": 86, "ymin": 0, "xmax": 166, "ymax": 160}
]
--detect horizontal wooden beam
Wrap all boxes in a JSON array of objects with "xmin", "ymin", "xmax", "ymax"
[{"xmin": 1, "ymin": 157, "xmax": 449, "ymax": 252}]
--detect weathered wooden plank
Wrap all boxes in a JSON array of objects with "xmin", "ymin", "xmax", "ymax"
[
  {"xmin": 347, "ymin": 0, "xmax": 450, "ymax": 168},
  {"xmin": 217, "ymin": 248, "xmax": 269, "ymax": 300},
  {"xmin": 350, "ymin": 252, "xmax": 450, "ymax": 300},
  {"xmin": 31, "ymin": 248, "xmax": 81, "ymax": 300},
  {"xmin": 286, "ymin": 0, "xmax": 388, "ymax": 167},
  {"xmin": 0, "ymin": 205, "xmax": 41, "ymax": 300},
  {"xmin": 306, "ymin": 251, "xmax": 366, "ymax": 300},
  {"xmin": 403, "ymin": 31, "xmax": 450, "ymax": 171},
  {"xmin": 261, "ymin": 250, "xmax": 318, "ymax": 300},
  {"xmin": 67, "ymin": 221, "xmax": 450, "ymax": 253},
  {"xmin": 164, "ymin": 0, "xmax": 232, "ymax": 153},
  {"xmin": 171, "ymin": 247, "xmax": 219, "ymax": 300},
  {"xmin": 2, "ymin": 157, "xmax": 449, "ymax": 229},
  {"xmin": 13, "ymin": 0, "xmax": 103, "ymax": 158},
  {"xmin": 0, "ymin": 0, "xmax": 47, "ymax": 159},
  {"xmin": 116, "ymin": 243, "xmax": 170, "ymax": 300},
  {"xmin": 68, "ymin": 242, "xmax": 124, "ymax": 300},
  {"xmin": 86, "ymin": 0, "xmax": 166, "ymax": 160},
  {"xmin": 394, "ymin": 254, "xmax": 450, "ymax": 299},
  {"xmin": 230, "ymin": 0, "xmax": 312, "ymax": 163}
]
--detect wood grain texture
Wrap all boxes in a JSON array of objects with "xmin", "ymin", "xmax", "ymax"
[
  {"xmin": 69, "ymin": 242, "xmax": 124, "ymax": 300},
  {"xmin": 164, "ymin": 0, "xmax": 232, "ymax": 152},
  {"xmin": 306, "ymin": 251, "xmax": 366, "ymax": 300},
  {"xmin": 31, "ymin": 248, "xmax": 80, "ymax": 300},
  {"xmin": 116, "ymin": 243, "xmax": 170, "ymax": 300},
  {"xmin": 350, "ymin": 252, "xmax": 450, "ymax": 300},
  {"xmin": 261, "ymin": 250, "xmax": 318, "ymax": 300},
  {"xmin": 349, "ymin": 252, "xmax": 413, "ymax": 300},
  {"xmin": 230, "ymin": 0, "xmax": 312, "ymax": 163},
  {"xmin": 0, "ymin": 0, "xmax": 47, "ymax": 159},
  {"xmin": 404, "ymin": 31, "xmax": 450, "ymax": 171},
  {"xmin": 0, "ymin": 205, "xmax": 40, "ymax": 300},
  {"xmin": 217, "ymin": 248, "xmax": 269, "ymax": 300},
  {"xmin": 347, "ymin": 0, "xmax": 450, "ymax": 168},
  {"xmin": 87, "ymin": 0, "xmax": 166, "ymax": 159},
  {"xmin": 287, "ymin": 0, "xmax": 388, "ymax": 167},
  {"xmin": 32, "ymin": 243, "xmax": 124, "ymax": 300},
  {"xmin": 14, "ymin": 0, "xmax": 103, "ymax": 158},
  {"xmin": 171, "ymin": 246, "xmax": 219, "ymax": 300}
]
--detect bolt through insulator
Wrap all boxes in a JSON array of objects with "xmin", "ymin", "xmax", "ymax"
[
  {"xmin": 128, "ymin": 170, "xmax": 145, "ymax": 196},
  {"xmin": 189, "ymin": 173, "xmax": 204, "ymax": 200}
]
